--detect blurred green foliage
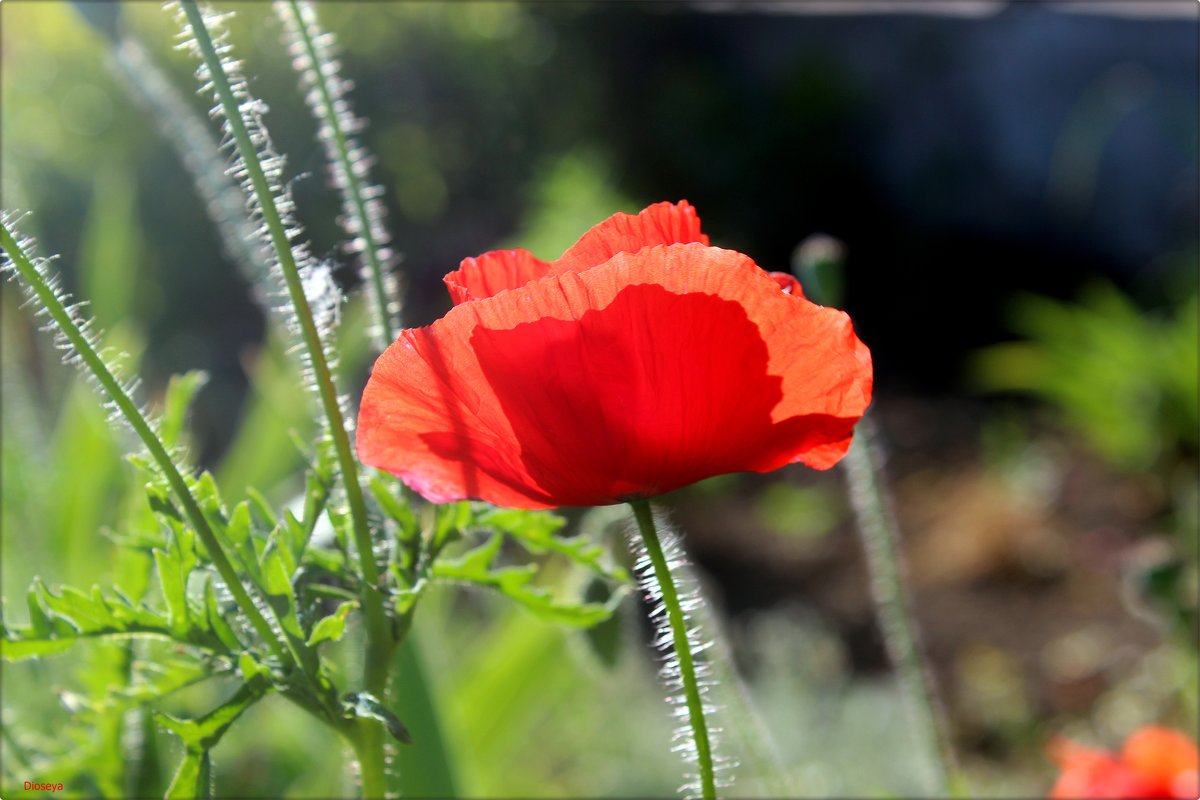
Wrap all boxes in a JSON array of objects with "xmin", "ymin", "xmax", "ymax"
[{"xmin": 972, "ymin": 278, "xmax": 1198, "ymax": 473}]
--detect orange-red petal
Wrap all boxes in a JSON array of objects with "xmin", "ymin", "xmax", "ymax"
[
  {"xmin": 768, "ymin": 271, "xmax": 806, "ymax": 298},
  {"xmin": 441, "ymin": 200, "xmax": 709, "ymax": 305},
  {"xmin": 553, "ymin": 199, "xmax": 709, "ymax": 274},
  {"xmin": 1049, "ymin": 739, "xmax": 1157, "ymax": 799},
  {"xmin": 1122, "ymin": 727, "xmax": 1200, "ymax": 798},
  {"xmin": 444, "ymin": 249, "xmax": 552, "ymax": 306},
  {"xmin": 358, "ymin": 243, "xmax": 872, "ymax": 509}
]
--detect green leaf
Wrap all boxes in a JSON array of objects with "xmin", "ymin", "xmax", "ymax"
[
  {"xmin": 306, "ymin": 600, "xmax": 356, "ymax": 647},
  {"xmin": 480, "ymin": 507, "xmax": 630, "ymax": 582},
  {"xmin": 282, "ymin": 509, "xmax": 309, "ymax": 564},
  {"xmin": 432, "ymin": 536, "xmax": 621, "ymax": 628},
  {"xmin": 160, "ymin": 370, "xmax": 209, "ymax": 451},
  {"xmin": 156, "ymin": 680, "xmax": 268, "ymax": 752},
  {"xmin": 259, "ymin": 533, "xmax": 304, "ymax": 641},
  {"xmin": 369, "ymin": 475, "xmax": 418, "ymax": 542},
  {"xmin": 3, "ymin": 579, "xmax": 231, "ymax": 661},
  {"xmin": 238, "ymin": 652, "xmax": 271, "ymax": 684},
  {"xmin": 432, "ymin": 502, "xmax": 471, "ymax": 554},
  {"xmin": 38, "ymin": 583, "xmax": 119, "ymax": 633},
  {"xmin": 203, "ymin": 576, "xmax": 242, "ymax": 651},
  {"xmin": 0, "ymin": 636, "xmax": 76, "ymax": 660},
  {"xmin": 165, "ymin": 749, "xmax": 211, "ymax": 800},
  {"xmin": 224, "ymin": 501, "xmax": 263, "ymax": 585},
  {"xmin": 154, "ymin": 547, "xmax": 189, "ymax": 636},
  {"xmin": 342, "ymin": 692, "xmax": 413, "ymax": 744},
  {"xmin": 244, "ymin": 487, "xmax": 278, "ymax": 529},
  {"xmin": 146, "ymin": 484, "xmax": 183, "ymax": 522}
]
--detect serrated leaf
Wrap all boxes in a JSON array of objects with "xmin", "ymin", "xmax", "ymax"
[
  {"xmin": 432, "ymin": 536, "xmax": 621, "ymax": 628},
  {"xmin": 480, "ymin": 508, "xmax": 629, "ymax": 582},
  {"xmin": 37, "ymin": 583, "xmax": 118, "ymax": 632},
  {"xmin": 342, "ymin": 692, "xmax": 413, "ymax": 744},
  {"xmin": 3, "ymin": 579, "xmax": 229, "ymax": 661},
  {"xmin": 306, "ymin": 600, "xmax": 356, "ymax": 647}
]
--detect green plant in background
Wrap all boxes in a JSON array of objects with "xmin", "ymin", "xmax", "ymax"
[
  {"xmin": 972, "ymin": 279, "xmax": 1198, "ymax": 474},
  {"xmin": 971, "ymin": 276, "xmax": 1199, "ymax": 646}
]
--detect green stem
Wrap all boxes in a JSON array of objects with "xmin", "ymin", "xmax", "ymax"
[
  {"xmin": 279, "ymin": 0, "xmax": 396, "ymax": 350},
  {"xmin": 842, "ymin": 416, "xmax": 956, "ymax": 795},
  {"xmin": 178, "ymin": 5, "xmax": 392, "ymax": 791},
  {"xmin": 0, "ymin": 222, "xmax": 291, "ymax": 668},
  {"xmin": 629, "ymin": 500, "xmax": 716, "ymax": 800}
]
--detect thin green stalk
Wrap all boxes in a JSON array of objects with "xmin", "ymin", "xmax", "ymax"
[
  {"xmin": 178, "ymin": 4, "xmax": 391, "ymax": 792},
  {"xmin": 0, "ymin": 222, "xmax": 290, "ymax": 669},
  {"xmin": 843, "ymin": 416, "xmax": 957, "ymax": 795},
  {"xmin": 277, "ymin": 0, "xmax": 397, "ymax": 350},
  {"xmin": 629, "ymin": 500, "xmax": 716, "ymax": 800}
]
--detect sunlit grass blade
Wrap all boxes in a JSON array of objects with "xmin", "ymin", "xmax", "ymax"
[
  {"xmin": 105, "ymin": 35, "xmax": 268, "ymax": 286},
  {"xmin": 275, "ymin": 0, "xmax": 400, "ymax": 351},
  {"xmin": 170, "ymin": 4, "xmax": 390, "ymax": 792}
]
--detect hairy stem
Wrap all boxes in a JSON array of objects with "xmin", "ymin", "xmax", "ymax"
[
  {"xmin": 0, "ymin": 221, "xmax": 290, "ymax": 668},
  {"xmin": 629, "ymin": 500, "xmax": 716, "ymax": 800},
  {"xmin": 276, "ymin": 0, "xmax": 397, "ymax": 350},
  {"xmin": 179, "ymin": 4, "xmax": 392, "ymax": 791},
  {"xmin": 843, "ymin": 416, "xmax": 956, "ymax": 795}
]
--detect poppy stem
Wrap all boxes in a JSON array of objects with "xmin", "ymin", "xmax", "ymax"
[
  {"xmin": 842, "ymin": 416, "xmax": 958, "ymax": 795},
  {"xmin": 629, "ymin": 500, "xmax": 718, "ymax": 800}
]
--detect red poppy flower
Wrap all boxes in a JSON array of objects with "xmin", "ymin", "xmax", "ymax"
[
  {"xmin": 1049, "ymin": 727, "xmax": 1200, "ymax": 799},
  {"xmin": 357, "ymin": 201, "xmax": 873, "ymax": 510}
]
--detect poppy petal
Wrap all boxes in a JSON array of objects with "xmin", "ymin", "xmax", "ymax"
[
  {"xmin": 554, "ymin": 199, "xmax": 709, "ymax": 274},
  {"xmin": 358, "ymin": 243, "xmax": 872, "ymax": 509},
  {"xmin": 768, "ymin": 271, "xmax": 806, "ymax": 298},
  {"xmin": 443, "ymin": 248, "xmax": 552, "ymax": 305},
  {"xmin": 1121, "ymin": 727, "xmax": 1199, "ymax": 797},
  {"xmin": 1048, "ymin": 739, "xmax": 1150, "ymax": 799}
]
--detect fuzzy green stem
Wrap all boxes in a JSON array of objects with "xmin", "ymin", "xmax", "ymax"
[
  {"xmin": 629, "ymin": 500, "xmax": 716, "ymax": 800},
  {"xmin": 179, "ymin": 5, "xmax": 392, "ymax": 792},
  {"xmin": 279, "ymin": 0, "xmax": 396, "ymax": 350},
  {"xmin": 0, "ymin": 222, "xmax": 291, "ymax": 668},
  {"xmin": 843, "ymin": 416, "xmax": 956, "ymax": 795}
]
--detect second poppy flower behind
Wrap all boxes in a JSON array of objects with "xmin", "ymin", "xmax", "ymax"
[{"xmin": 357, "ymin": 200, "xmax": 873, "ymax": 510}]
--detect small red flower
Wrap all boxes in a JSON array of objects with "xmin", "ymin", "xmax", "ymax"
[
  {"xmin": 357, "ymin": 201, "xmax": 873, "ymax": 509},
  {"xmin": 1049, "ymin": 726, "xmax": 1200, "ymax": 799}
]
